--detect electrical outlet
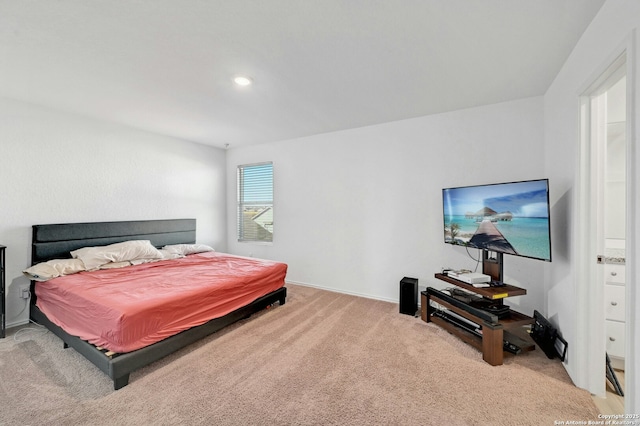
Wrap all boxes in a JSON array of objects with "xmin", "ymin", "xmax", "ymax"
[{"xmin": 19, "ymin": 284, "xmax": 30, "ymax": 299}]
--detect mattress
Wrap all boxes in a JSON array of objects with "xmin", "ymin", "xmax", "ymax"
[{"xmin": 35, "ymin": 252, "xmax": 287, "ymax": 353}]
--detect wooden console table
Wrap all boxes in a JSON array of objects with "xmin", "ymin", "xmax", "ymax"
[{"xmin": 421, "ymin": 273, "xmax": 534, "ymax": 366}]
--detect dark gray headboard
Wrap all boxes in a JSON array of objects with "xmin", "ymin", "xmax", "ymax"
[{"xmin": 32, "ymin": 219, "xmax": 196, "ymax": 264}]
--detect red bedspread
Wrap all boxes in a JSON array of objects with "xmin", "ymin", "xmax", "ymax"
[{"xmin": 35, "ymin": 252, "xmax": 287, "ymax": 353}]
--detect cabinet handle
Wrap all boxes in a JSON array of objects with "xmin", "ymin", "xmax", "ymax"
[
  {"xmin": 609, "ymin": 337, "xmax": 616, "ymax": 342},
  {"xmin": 611, "ymin": 301, "xmax": 618, "ymax": 306},
  {"xmin": 611, "ymin": 271, "xmax": 617, "ymax": 276}
]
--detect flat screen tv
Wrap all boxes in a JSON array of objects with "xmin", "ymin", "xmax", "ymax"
[{"xmin": 442, "ymin": 179, "xmax": 551, "ymax": 281}]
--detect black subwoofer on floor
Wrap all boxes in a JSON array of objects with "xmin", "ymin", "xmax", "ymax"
[{"xmin": 399, "ymin": 277, "xmax": 418, "ymax": 315}]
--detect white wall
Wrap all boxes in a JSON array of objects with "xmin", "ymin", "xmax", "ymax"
[
  {"xmin": 0, "ymin": 98, "xmax": 227, "ymax": 327},
  {"xmin": 226, "ymin": 97, "xmax": 546, "ymax": 314},
  {"xmin": 544, "ymin": 0, "xmax": 640, "ymax": 411}
]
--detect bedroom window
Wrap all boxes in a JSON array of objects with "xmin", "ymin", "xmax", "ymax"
[{"xmin": 237, "ymin": 162, "xmax": 273, "ymax": 242}]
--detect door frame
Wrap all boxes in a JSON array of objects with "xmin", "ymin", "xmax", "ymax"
[{"xmin": 576, "ymin": 35, "xmax": 635, "ymax": 405}]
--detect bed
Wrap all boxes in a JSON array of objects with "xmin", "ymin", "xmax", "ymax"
[{"xmin": 29, "ymin": 219, "xmax": 287, "ymax": 390}]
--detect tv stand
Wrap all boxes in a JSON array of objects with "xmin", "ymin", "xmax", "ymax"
[
  {"xmin": 421, "ymin": 273, "xmax": 534, "ymax": 366},
  {"xmin": 482, "ymin": 250, "xmax": 503, "ymax": 282}
]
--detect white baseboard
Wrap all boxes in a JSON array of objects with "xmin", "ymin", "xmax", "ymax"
[
  {"xmin": 285, "ymin": 280, "xmax": 397, "ymax": 304},
  {"xmin": 6, "ymin": 318, "xmax": 30, "ymax": 329}
]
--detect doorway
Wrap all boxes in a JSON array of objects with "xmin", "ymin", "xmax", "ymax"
[{"xmin": 578, "ymin": 52, "xmax": 629, "ymax": 410}]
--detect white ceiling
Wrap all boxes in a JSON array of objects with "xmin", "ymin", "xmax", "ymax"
[{"xmin": 0, "ymin": 1, "xmax": 605, "ymax": 149}]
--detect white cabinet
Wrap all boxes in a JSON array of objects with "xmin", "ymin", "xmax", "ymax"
[
  {"xmin": 605, "ymin": 263, "xmax": 625, "ymax": 284},
  {"xmin": 604, "ymin": 263, "xmax": 625, "ymax": 370},
  {"xmin": 604, "ymin": 284, "xmax": 625, "ymax": 322},
  {"xmin": 606, "ymin": 320, "xmax": 625, "ymax": 358}
]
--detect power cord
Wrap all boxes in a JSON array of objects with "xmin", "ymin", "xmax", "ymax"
[
  {"xmin": 464, "ymin": 246, "xmax": 482, "ymax": 272},
  {"xmin": 11, "ymin": 320, "xmax": 48, "ymax": 342},
  {"xmin": 0, "ymin": 290, "xmax": 49, "ymax": 348},
  {"xmin": 0, "ymin": 320, "xmax": 48, "ymax": 349}
]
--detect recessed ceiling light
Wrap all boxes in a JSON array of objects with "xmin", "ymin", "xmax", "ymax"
[{"xmin": 233, "ymin": 75, "xmax": 253, "ymax": 87}]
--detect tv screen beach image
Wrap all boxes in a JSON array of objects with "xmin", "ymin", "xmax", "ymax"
[{"xmin": 443, "ymin": 180, "xmax": 551, "ymax": 261}]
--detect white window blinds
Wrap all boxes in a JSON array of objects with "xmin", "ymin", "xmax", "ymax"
[{"xmin": 237, "ymin": 162, "xmax": 273, "ymax": 242}]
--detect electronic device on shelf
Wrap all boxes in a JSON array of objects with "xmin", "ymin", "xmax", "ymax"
[
  {"xmin": 443, "ymin": 288, "xmax": 511, "ymax": 318},
  {"xmin": 455, "ymin": 272, "xmax": 491, "ymax": 285},
  {"xmin": 468, "ymin": 299, "xmax": 511, "ymax": 319},
  {"xmin": 442, "ymin": 268, "xmax": 470, "ymax": 276},
  {"xmin": 449, "ymin": 272, "xmax": 491, "ymax": 285},
  {"xmin": 442, "ymin": 179, "xmax": 552, "ymax": 282},
  {"xmin": 444, "ymin": 287, "xmax": 480, "ymax": 304},
  {"xmin": 503, "ymin": 340, "xmax": 521, "ymax": 355}
]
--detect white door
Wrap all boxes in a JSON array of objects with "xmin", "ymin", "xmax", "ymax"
[{"xmin": 577, "ymin": 53, "xmax": 629, "ymax": 404}]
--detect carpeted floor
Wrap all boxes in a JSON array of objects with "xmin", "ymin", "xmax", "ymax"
[{"xmin": 0, "ymin": 284, "xmax": 600, "ymax": 425}]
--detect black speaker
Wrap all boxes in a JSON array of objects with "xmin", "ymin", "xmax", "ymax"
[{"xmin": 399, "ymin": 277, "xmax": 418, "ymax": 315}]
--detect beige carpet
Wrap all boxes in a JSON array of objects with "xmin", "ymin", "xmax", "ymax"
[{"xmin": 0, "ymin": 284, "xmax": 599, "ymax": 425}]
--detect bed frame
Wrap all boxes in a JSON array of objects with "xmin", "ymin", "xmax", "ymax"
[{"xmin": 29, "ymin": 218, "xmax": 287, "ymax": 390}]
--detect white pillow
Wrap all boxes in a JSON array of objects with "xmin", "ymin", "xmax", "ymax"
[
  {"xmin": 23, "ymin": 258, "xmax": 86, "ymax": 281},
  {"xmin": 71, "ymin": 240, "xmax": 163, "ymax": 270},
  {"xmin": 162, "ymin": 244, "xmax": 215, "ymax": 256},
  {"xmin": 158, "ymin": 249, "xmax": 184, "ymax": 260}
]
